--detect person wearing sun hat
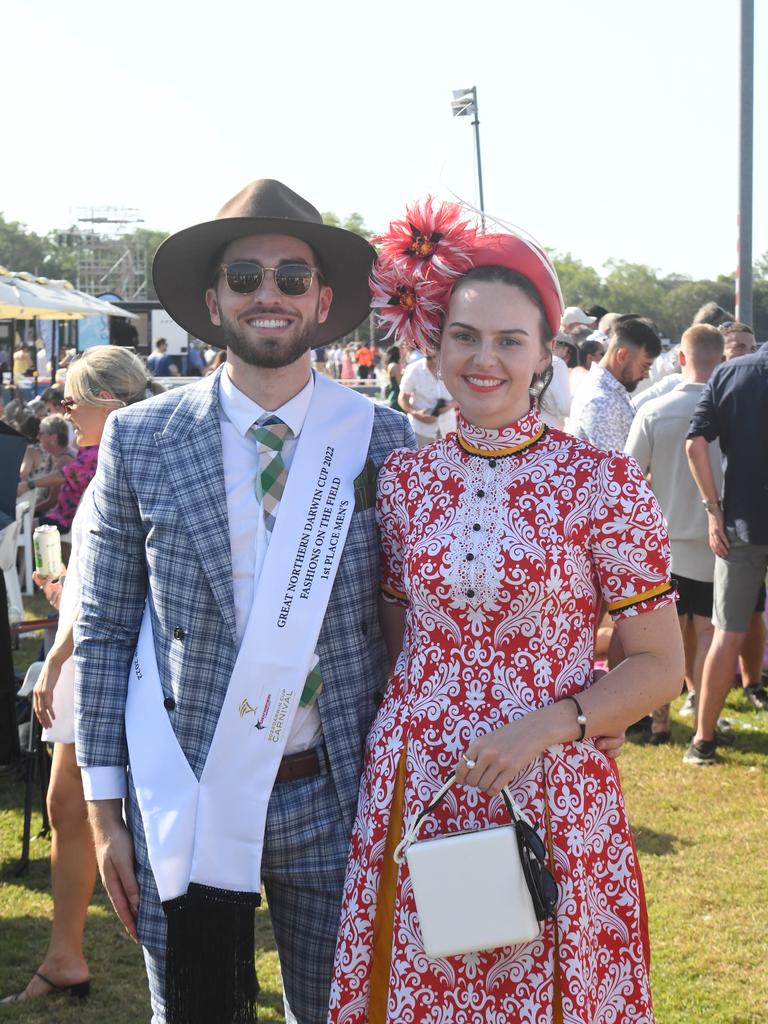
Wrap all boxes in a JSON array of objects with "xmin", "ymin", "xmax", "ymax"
[
  {"xmin": 329, "ymin": 198, "xmax": 684, "ymax": 1024},
  {"xmin": 73, "ymin": 178, "xmax": 414, "ymax": 1024}
]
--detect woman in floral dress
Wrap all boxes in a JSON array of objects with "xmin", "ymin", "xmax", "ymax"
[{"xmin": 329, "ymin": 202, "xmax": 684, "ymax": 1024}]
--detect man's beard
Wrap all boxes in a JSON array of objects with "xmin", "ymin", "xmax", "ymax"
[{"xmin": 219, "ymin": 305, "xmax": 319, "ymax": 369}]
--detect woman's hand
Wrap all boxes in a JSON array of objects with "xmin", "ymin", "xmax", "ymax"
[
  {"xmin": 455, "ymin": 717, "xmax": 551, "ymax": 797},
  {"xmin": 455, "ymin": 720, "xmax": 627, "ymax": 796},
  {"xmin": 33, "ymin": 654, "xmax": 64, "ymax": 730},
  {"xmin": 33, "ymin": 568, "xmax": 66, "ymax": 611}
]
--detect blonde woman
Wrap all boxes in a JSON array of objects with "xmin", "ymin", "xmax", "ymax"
[{"xmin": 3, "ymin": 347, "xmax": 150, "ymax": 1005}]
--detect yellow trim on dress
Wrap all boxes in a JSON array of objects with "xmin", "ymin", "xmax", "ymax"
[
  {"xmin": 607, "ymin": 581, "xmax": 673, "ymax": 612},
  {"xmin": 456, "ymin": 423, "xmax": 546, "ymax": 458},
  {"xmin": 380, "ymin": 581, "xmax": 408, "ymax": 604}
]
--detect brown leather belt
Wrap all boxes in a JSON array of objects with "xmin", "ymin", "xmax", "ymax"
[{"xmin": 275, "ymin": 747, "xmax": 324, "ymax": 784}]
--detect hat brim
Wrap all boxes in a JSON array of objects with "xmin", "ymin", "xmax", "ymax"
[{"xmin": 152, "ymin": 217, "xmax": 376, "ymax": 347}]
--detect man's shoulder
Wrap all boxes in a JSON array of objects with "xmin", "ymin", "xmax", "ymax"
[
  {"xmin": 114, "ymin": 377, "xmax": 216, "ymax": 435},
  {"xmin": 370, "ymin": 403, "xmax": 412, "ymax": 453}
]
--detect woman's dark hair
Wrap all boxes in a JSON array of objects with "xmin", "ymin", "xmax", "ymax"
[
  {"xmin": 18, "ymin": 411, "xmax": 40, "ymax": 442},
  {"xmin": 449, "ymin": 265, "xmax": 554, "ymax": 403},
  {"xmin": 385, "ymin": 345, "xmax": 400, "ymax": 364},
  {"xmin": 576, "ymin": 338, "xmax": 605, "ymax": 366}
]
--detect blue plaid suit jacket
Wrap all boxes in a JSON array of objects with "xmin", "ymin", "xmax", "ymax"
[{"xmin": 74, "ymin": 368, "xmax": 414, "ymax": 945}]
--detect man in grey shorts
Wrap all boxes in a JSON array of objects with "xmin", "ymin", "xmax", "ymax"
[{"xmin": 684, "ymin": 338, "xmax": 768, "ymax": 764}]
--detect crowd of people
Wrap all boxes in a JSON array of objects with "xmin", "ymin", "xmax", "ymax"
[{"xmin": 1, "ymin": 178, "xmax": 766, "ymax": 1024}]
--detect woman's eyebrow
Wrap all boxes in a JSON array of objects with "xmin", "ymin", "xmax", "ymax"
[{"xmin": 448, "ymin": 321, "xmax": 529, "ymax": 335}]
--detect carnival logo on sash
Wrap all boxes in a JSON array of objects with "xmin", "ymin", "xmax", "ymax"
[
  {"xmin": 239, "ymin": 695, "xmax": 272, "ymax": 730},
  {"xmin": 267, "ymin": 689, "xmax": 294, "ymax": 743}
]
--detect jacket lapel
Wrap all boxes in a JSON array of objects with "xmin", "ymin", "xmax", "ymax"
[{"xmin": 154, "ymin": 369, "xmax": 237, "ymax": 644}]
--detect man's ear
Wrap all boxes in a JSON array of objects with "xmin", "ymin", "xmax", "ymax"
[
  {"xmin": 317, "ymin": 284, "xmax": 333, "ymax": 325},
  {"xmin": 205, "ymin": 287, "xmax": 221, "ymax": 327},
  {"xmin": 678, "ymin": 349, "xmax": 687, "ymax": 368}
]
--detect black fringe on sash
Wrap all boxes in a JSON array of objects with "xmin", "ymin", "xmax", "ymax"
[{"xmin": 163, "ymin": 882, "xmax": 261, "ymax": 1024}]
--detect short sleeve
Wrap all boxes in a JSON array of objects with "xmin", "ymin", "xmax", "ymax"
[
  {"xmin": 375, "ymin": 450, "xmax": 411, "ymax": 606},
  {"xmin": 590, "ymin": 452, "xmax": 675, "ymax": 620},
  {"xmin": 686, "ymin": 379, "xmax": 720, "ymax": 442}
]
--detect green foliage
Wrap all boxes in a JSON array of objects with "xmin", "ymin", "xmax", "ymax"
[
  {"xmin": 2, "ymin": 213, "xmax": 767, "ymax": 338},
  {"xmin": 321, "ymin": 212, "xmax": 372, "ymax": 239}
]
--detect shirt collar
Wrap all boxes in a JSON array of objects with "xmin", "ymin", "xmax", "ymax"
[
  {"xmin": 219, "ymin": 365, "xmax": 314, "ymax": 439},
  {"xmin": 591, "ymin": 362, "xmax": 633, "ymax": 399},
  {"xmin": 457, "ymin": 405, "xmax": 545, "ymax": 457}
]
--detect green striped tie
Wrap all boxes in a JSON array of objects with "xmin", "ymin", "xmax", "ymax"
[{"xmin": 247, "ymin": 415, "xmax": 322, "ymax": 708}]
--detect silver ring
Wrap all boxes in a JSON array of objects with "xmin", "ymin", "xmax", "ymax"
[{"xmin": 462, "ymin": 755, "xmax": 477, "ymax": 769}]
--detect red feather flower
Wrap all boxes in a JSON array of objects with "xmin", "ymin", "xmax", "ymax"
[
  {"xmin": 373, "ymin": 198, "xmax": 478, "ymax": 280},
  {"xmin": 370, "ymin": 258, "xmax": 448, "ymax": 354}
]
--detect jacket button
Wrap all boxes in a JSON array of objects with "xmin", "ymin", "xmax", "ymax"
[
  {"xmin": 361, "ymin": 622, "xmax": 369, "ymax": 636},
  {"xmin": 163, "ymin": 696, "xmax": 176, "ymax": 711},
  {"xmin": 173, "ymin": 626, "xmax": 184, "ymax": 640}
]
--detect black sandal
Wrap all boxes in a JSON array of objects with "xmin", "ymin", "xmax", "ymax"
[{"xmin": 1, "ymin": 971, "xmax": 91, "ymax": 1004}]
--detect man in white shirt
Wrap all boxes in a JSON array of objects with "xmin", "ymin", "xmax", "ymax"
[
  {"xmin": 625, "ymin": 324, "xmax": 725, "ymax": 740},
  {"xmin": 570, "ymin": 315, "xmax": 661, "ymax": 451},
  {"xmin": 398, "ymin": 352, "xmax": 457, "ymax": 446},
  {"xmin": 74, "ymin": 180, "xmax": 414, "ymax": 1024}
]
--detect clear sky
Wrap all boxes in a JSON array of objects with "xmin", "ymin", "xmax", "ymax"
[{"xmin": 5, "ymin": 0, "xmax": 766, "ymax": 280}]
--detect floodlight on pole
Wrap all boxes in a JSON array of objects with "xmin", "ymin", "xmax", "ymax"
[
  {"xmin": 452, "ymin": 86, "xmax": 486, "ymax": 228},
  {"xmin": 736, "ymin": 0, "xmax": 754, "ymax": 324}
]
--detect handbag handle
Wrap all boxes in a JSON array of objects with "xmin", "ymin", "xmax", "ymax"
[{"xmin": 393, "ymin": 772, "xmax": 534, "ymax": 865}]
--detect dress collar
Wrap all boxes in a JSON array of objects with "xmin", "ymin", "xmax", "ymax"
[{"xmin": 456, "ymin": 406, "xmax": 546, "ymax": 458}]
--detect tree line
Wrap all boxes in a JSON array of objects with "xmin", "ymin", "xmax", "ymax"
[{"xmin": 2, "ymin": 212, "xmax": 766, "ymax": 341}]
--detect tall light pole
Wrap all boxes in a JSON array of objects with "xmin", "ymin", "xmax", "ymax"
[
  {"xmin": 452, "ymin": 86, "xmax": 486, "ymax": 228},
  {"xmin": 736, "ymin": 0, "xmax": 754, "ymax": 324}
]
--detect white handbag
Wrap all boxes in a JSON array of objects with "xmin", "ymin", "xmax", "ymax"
[{"xmin": 393, "ymin": 774, "xmax": 557, "ymax": 959}]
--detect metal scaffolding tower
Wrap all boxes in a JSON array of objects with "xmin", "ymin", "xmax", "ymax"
[{"xmin": 73, "ymin": 207, "xmax": 147, "ymax": 300}]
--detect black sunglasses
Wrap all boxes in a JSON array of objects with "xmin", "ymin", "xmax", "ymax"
[
  {"xmin": 219, "ymin": 261, "xmax": 320, "ymax": 297},
  {"xmin": 514, "ymin": 818, "xmax": 558, "ymax": 920}
]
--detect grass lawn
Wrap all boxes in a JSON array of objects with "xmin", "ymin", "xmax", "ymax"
[{"xmin": 1, "ymin": 601, "xmax": 767, "ymax": 1022}]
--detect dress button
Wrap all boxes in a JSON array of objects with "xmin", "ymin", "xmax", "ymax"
[
  {"xmin": 467, "ymin": 589, "xmax": 475, "ymax": 598},
  {"xmin": 476, "ymin": 489, "xmax": 485, "ymax": 498},
  {"xmin": 466, "ymin": 553, "xmax": 474, "ymax": 561},
  {"xmin": 473, "ymin": 523, "xmax": 481, "ymax": 532},
  {"xmin": 163, "ymin": 696, "xmax": 176, "ymax": 711},
  {"xmin": 173, "ymin": 626, "xmax": 184, "ymax": 641},
  {"xmin": 488, "ymin": 459, "xmax": 497, "ymax": 468},
  {"xmin": 361, "ymin": 622, "xmax": 369, "ymax": 636}
]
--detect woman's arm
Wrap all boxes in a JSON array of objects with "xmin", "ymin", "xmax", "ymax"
[
  {"xmin": 455, "ymin": 602, "xmax": 684, "ymax": 795},
  {"xmin": 33, "ymin": 601, "xmax": 79, "ymax": 730},
  {"xmin": 17, "ymin": 468, "xmax": 65, "ymax": 496}
]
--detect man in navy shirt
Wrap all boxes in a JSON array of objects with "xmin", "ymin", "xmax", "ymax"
[{"xmin": 684, "ymin": 341, "xmax": 768, "ymax": 764}]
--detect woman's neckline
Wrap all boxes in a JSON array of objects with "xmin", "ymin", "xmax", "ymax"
[{"xmin": 456, "ymin": 406, "xmax": 546, "ymax": 458}]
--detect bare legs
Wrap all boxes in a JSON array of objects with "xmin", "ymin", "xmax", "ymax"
[
  {"xmin": 15, "ymin": 742, "xmax": 97, "ymax": 999},
  {"xmin": 694, "ymin": 629, "xmax": 746, "ymax": 744},
  {"xmin": 739, "ymin": 611, "xmax": 767, "ymax": 687}
]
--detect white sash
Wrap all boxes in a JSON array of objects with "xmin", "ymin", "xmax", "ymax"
[{"xmin": 125, "ymin": 375, "xmax": 375, "ymax": 902}]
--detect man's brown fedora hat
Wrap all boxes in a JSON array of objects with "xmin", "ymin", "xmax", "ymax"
[{"xmin": 152, "ymin": 179, "xmax": 376, "ymax": 347}]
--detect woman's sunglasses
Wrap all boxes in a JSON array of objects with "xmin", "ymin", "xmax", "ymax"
[
  {"xmin": 515, "ymin": 818, "xmax": 559, "ymax": 920},
  {"xmin": 219, "ymin": 261, "xmax": 320, "ymax": 297}
]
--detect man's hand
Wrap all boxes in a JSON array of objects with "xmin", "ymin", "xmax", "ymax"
[
  {"xmin": 707, "ymin": 508, "xmax": 730, "ymax": 559},
  {"xmin": 87, "ymin": 801, "xmax": 140, "ymax": 942},
  {"xmin": 595, "ymin": 732, "xmax": 625, "ymax": 760}
]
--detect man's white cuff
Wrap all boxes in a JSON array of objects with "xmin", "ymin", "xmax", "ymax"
[{"xmin": 80, "ymin": 766, "xmax": 128, "ymax": 801}]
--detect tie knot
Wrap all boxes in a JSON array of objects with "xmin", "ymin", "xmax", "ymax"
[{"xmin": 249, "ymin": 415, "xmax": 292, "ymax": 451}]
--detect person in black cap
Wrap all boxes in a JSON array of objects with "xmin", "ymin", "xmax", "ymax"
[{"xmin": 74, "ymin": 179, "xmax": 414, "ymax": 1024}]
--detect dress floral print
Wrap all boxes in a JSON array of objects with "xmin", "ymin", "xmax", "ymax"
[{"xmin": 329, "ymin": 408, "xmax": 674, "ymax": 1024}]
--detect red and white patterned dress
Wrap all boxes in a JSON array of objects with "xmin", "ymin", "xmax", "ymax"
[{"xmin": 329, "ymin": 408, "xmax": 674, "ymax": 1024}]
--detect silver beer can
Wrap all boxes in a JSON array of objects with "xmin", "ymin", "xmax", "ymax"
[{"xmin": 33, "ymin": 525, "xmax": 62, "ymax": 577}]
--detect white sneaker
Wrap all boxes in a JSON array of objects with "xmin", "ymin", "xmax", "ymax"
[{"xmin": 679, "ymin": 691, "xmax": 696, "ymax": 718}]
